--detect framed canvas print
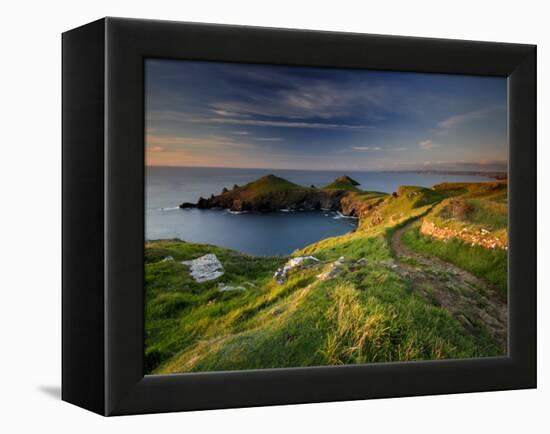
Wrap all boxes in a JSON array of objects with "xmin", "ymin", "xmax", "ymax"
[{"xmin": 62, "ymin": 17, "xmax": 536, "ymax": 416}]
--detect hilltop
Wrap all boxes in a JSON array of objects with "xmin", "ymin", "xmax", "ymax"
[{"xmin": 323, "ymin": 175, "xmax": 361, "ymax": 191}]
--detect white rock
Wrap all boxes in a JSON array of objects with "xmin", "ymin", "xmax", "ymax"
[
  {"xmin": 274, "ymin": 256, "xmax": 320, "ymax": 284},
  {"xmin": 317, "ymin": 257, "xmax": 345, "ymax": 281},
  {"xmin": 161, "ymin": 256, "xmax": 174, "ymax": 262},
  {"xmin": 218, "ymin": 284, "xmax": 246, "ymax": 292},
  {"xmin": 182, "ymin": 253, "xmax": 224, "ymax": 282}
]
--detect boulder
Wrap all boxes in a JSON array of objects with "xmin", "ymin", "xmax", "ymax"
[{"xmin": 182, "ymin": 253, "xmax": 224, "ymax": 282}]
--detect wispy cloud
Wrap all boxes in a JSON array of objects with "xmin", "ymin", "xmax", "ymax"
[
  {"xmin": 437, "ymin": 105, "xmax": 506, "ymax": 130},
  {"xmin": 255, "ymin": 137, "xmax": 284, "ymax": 142},
  {"xmin": 203, "ymin": 116, "xmax": 371, "ymax": 130},
  {"xmin": 208, "ymin": 81, "xmax": 386, "ymax": 121},
  {"xmin": 211, "ymin": 109, "xmax": 251, "ymax": 118},
  {"xmin": 146, "ymin": 132, "xmax": 260, "ymax": 151},
  {"xmin": 351, "ymin": 146, "xmax": 408, "ymax": 152},
  {"xmin": 148, "ymin": 111, "xmax": 374, "ymax": 131},
  {"xmin": 352, "ymin": 146, "xmax": 382, "ymax": 151},
  {"xmin": 419, "ymin": 140, "xmax": 438, "ymax": 150}
]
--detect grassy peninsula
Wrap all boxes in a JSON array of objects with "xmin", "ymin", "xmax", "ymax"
[{"xmin": 145, "ymin": 175, "xmax": 508, "ymax": 374}]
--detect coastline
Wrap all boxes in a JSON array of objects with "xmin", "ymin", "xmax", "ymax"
[{"xmin": 145, "ymin": 177, "xmax": 508, "ymax": 374}]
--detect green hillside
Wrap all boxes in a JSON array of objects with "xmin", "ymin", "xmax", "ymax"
[
  {"xmin": 236, "ymin": 174, "xmax": 303, "ymax": 197},
  {"xmin": 146, "ymin": 178, "xmax": 508, "ymax": 374},
  {"xmin": 323, "ymin": 175, "xmax": 361, "ymax": 191}
]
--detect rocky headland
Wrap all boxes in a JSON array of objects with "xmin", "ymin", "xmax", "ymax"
[{"xmin": 180, "ymin": 174, "xmax": 375, "ymax": 215}]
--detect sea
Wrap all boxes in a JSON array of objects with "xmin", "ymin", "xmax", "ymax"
[{"xmin": 146, "ymin": 166, "xmax": 491, "ymax": 256}]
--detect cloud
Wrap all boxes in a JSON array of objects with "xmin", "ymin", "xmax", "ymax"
[
  {"xmin": 351, "ymin": 146, "xmax": 382, "ymax": 151},
  {"xmin": 211, "ymin": 109, "xmax": 251, "ymax": 118},
  {"xmin": 255, "ymin": 137, "xmax": 284, "ymax": 142},
  {"xmin": 208, "ymin": 81, "xmax": 385, "ymax": 121},
  {"xmin": 419, "ymin": 140, "xmax": 437, "ymax": 150},
  {"xmin": 148, "ymin": 111, "xmax": 374, "ymax": 131},
  {"xmin": 437, "ymin": 105, "xmax": 505, "ymax": 130},
  {"xmin": 146, "ymin": 132, "xmax": 260, "ymax": 151},
  {"xmin": 351, "ymin": 145, "xmax": 408, "ymax": 152},
  {"xmin": 230, "ymin": 131, "xmax": 249, "ymax": 135},
  {"xmin": 204, "ymin": 117, "xmax": 372, "ymax": 130}
]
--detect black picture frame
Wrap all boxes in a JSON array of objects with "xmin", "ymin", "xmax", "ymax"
[{"xmin": 62, "ymin": 17, "xmax": 536, "ymax": 416}]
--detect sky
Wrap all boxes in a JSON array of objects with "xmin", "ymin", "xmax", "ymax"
[{"xmin": 145, "ymin": 59, "xmax": 507, "ymax": 172}]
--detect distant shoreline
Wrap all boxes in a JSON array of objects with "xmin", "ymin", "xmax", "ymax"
[
  {"xmin": 383, "ymin": 170, "xmax": 506, "ymax": 180},
  {"xmin": 147, "ymin": 165, "xmax": 507, "ymax": 179}
]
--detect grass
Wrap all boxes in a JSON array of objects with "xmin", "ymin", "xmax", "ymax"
[
  {"xmin": 323, "ymin": 175, "xmax": 361, "ymax": 191},
  {"xmin": 238, "ymin": 174, "xmax": 303, "ymax": 196},
  {"xmin": 145, "ymin": 179, "xmax": 508, "ymax": 374},
  {"xmin": 401, "ymin": 224, "xmax": 507, "ymax": 299}
]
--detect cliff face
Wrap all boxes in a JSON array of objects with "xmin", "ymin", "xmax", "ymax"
[
  {"xmin": 340, "ymin": 193, "xmax": 385, "ymax": 218},
  {"xmin": 181, "ymin": 174, "xmax": 368, "ymax": 213}
]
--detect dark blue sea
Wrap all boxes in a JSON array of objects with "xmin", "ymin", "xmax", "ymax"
[{"xmin": 146, "ymin": 167, "xmax": 491, "ymax": 256}]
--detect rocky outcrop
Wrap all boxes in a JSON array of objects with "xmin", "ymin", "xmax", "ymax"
[
  {"xmin": 179, "ymin": 174, "xmax": 372, "ymax": 214},
  {"xmin": 182, "ymin": 254, "xmax": 225, "ymax": 282},
  {"xmin": 274, "ymin": 256, "xmax": 320, "ymax": 284},
  {"xmin": 192, "ymin": 188, "xmax": 347, "ymax": 213},
  {"xmin": 340, "ymin": 194, "xmax": 384, "ymax": 219},
  {"xmin": 420, "ymin": 220, "xmax": 507, "ymax": 250},
  {"xmin": 317, "ymin": 256, "xmax": 346, "ymax": 280}
]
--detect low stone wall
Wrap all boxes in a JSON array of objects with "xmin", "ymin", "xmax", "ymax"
[{"xmin": 420, "ymin": 220, "xmax": 507, "ymax": 250}]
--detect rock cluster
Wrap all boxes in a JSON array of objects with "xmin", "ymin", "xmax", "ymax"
[
  {"xmin": 274, "ymin": 256, "xmax": 320, "ymax": 284},
  {"xmin": 179, "ymin": 174, "xmax": 367, "ymax": 214},
  {"xmin": 317, "ymin": 256, "xmax": 346, "ymax": 280},
  {"xmin": 182, "ymin": 254, "xmax": 225, "ymax": 282},
  {"xmin": 420, "ymin": 220, "xmax": 507, "ymax": 250}
]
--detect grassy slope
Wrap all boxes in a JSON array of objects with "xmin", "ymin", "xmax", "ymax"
[
  {"xmin": 238, "ymin": 174, "xmax": 304, "ymax": 197},
  {"xmin": 323, "ymin": 176, "xmax": 361, "ymax": 191},
  {"xmin": 145, "ymin": 181, "xmax": 507, "ymax": 374},
  {"xmin": 399, "ymin": 182, "xmax": 508, "ymax": 298},
  {"xmin": 401, "ymin": 226, "xmax": 507, "ymax": 299}
]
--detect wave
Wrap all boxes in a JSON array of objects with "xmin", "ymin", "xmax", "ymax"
[
  {"xmin": 334, "ymin": 211, "xmax": 358, "ymax": 220},
  {"xmin": 225, "ymin": 209, "xmax": 249, "ymax": 215}
]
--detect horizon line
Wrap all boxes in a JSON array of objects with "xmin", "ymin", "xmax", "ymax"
[{"xmin": 145, "ymin": 164, "xmax": 507, "ymax": 174}]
